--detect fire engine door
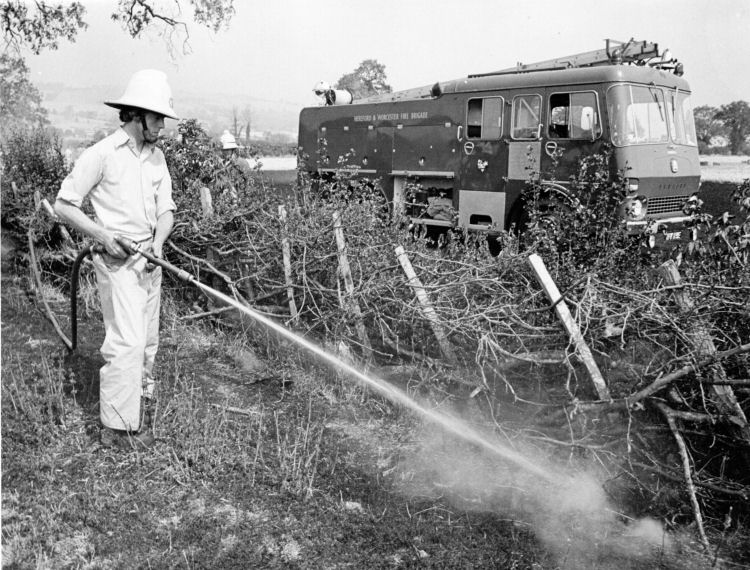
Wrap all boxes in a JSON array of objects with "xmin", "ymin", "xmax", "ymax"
[
  {"xmin": 504, "ymin": 93, "xmax": 544, "ymax": 222},
  {"xmin": 458, "ymin": 96, "xmax": 509, "ymax": 230},
  {"xmin": 539, "ymin": 90, "xmax": 603, "ymax": 182}
]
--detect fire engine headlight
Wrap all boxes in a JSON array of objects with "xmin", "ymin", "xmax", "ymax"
[{"xmin": 619, "ymin": 194, "xmax": 647, "ymax": 221}]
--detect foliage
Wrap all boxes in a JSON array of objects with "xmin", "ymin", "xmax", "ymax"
[
  {"xmin": 161, "ymin": 119, "xmax": 223, "ymax": 190},
  {"xmin": 693, "ymin": 104, "xmax": 723, "ymax": 147},
  {"xmin": 715, "ymin": 101, "xmax": 750, "ymax": 155},
  {"xmin": 111, "ymin": 0, "xmax": 235, "ymax": 43},
  {"xmin": 335, "ymin": 59, "xmax": 392, "ymax": 100},
  {"xmin": 244, "ymin": 139, "xmax": 296, "ymax": 158},
  {"xmin": 693, "ymin": 101, "xmax": 750, "ymax": 155},
  {"xmin": 2, "ymin": 0, "xmax": 235, "ymax": 61},
  {"xmin": 520, "ymin": 146, "xmax": 636, "ymax": 278},
  {"xmin": 160, "ymin": 119, "xmax": 256, "ymax": 221},
  {"xmin": 683, "ymin": 177, "xmax": 750, "ymax": 310},
  {"xmin": 0, "ymin": 126, "xmax": 67, "ymax": 244},
  {"xmin": 1, "ymin": 0, "xmax": 86, "ymax": 54},
  {"xmin": 0, "ymin": 53, "xmax": 48, "ymax": 139}
]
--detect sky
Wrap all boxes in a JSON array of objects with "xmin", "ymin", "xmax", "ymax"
[{"xmin": 24, "ymin": 0, "xmax": 750, "ymax": 111}]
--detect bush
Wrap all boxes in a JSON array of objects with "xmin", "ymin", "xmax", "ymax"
[
  {"xmin": 1, "ymin": 127, "xmax": 68, "ymax": 247},
  {"xmin": 520, "ymin": 146, "xmax": 639, "ymax": 280}
]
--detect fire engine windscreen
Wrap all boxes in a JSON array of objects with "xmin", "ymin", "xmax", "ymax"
[{"xmin": 608, "ymin": 85, "xmax": 697, "ymax": 147}]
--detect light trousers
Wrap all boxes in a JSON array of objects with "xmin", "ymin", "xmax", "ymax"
[{"xmin": 93, "ymin": 253, "xmax": 162, "ymax": 431}]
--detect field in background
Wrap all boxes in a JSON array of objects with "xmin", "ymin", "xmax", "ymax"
[
  {"xmin": 246, "ymin": 156, "xmax": 298, "ymax": 187},
  {"xmin": 700, "ymin": 154, "xmax": 750, "ymax": 183}
]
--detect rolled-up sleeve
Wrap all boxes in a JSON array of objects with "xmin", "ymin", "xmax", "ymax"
[
  {"xmin": 156, "ymin": 168, "xmax": 176, "ymax": 218},
  {"xmin": 57, "ymin": 147, "xmax": 103, "ymax": 207}
]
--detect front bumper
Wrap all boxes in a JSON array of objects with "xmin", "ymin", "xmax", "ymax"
[{"xmin": 627, "ymin": 216, "xmax": 699, "ymax": 248}]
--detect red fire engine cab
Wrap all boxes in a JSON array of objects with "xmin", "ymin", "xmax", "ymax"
[{"xmin": 297, "ymin": 39, "xmax": 700, "ymax": 241}]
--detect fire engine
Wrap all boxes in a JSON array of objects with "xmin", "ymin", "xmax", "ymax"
[{"xmin": 297, "ymin": 39, "xmax": 700, "ymax": 242}]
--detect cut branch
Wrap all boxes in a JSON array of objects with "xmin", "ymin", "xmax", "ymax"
[{"xmin": 655, "ymin": 401, "xmax": 710, "ymax": 550}]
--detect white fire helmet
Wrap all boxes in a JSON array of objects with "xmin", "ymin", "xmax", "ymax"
[
  {"xmin": 104, "ymin": 69, "xmax": 178, "ymax": 119},
  {"xmin": 220, "ymin": 130, "xmax": 238, "ymax": 150}
]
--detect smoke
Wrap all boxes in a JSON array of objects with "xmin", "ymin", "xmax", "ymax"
[{"xmin": 392, "ymin": 411, "xmax": 686, "ymax": 569}]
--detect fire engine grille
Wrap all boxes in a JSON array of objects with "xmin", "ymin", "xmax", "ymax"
[{"xmin": 646, "ymin": 195, "xmax": 689, "ymax": 216}]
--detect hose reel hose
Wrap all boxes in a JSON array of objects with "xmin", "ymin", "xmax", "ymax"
[{"xmin": 69, "ymin": 244, "xmax": 103, "ymax": 351}]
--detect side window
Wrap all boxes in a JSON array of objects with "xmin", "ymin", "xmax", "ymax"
[
  {"xmin": 511, "ymin": 94, "xmax": 542, "ymax": 139},
  {"xmin": 466, "ymin": 97, "xmax": 503, "ymax": 139},
  {"xmin": 548, "ymin": 92, "xmax": 602, "ymax": 139}
]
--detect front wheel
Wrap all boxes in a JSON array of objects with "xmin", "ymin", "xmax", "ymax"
[{"xmin": 511, "ymin": 197, "xmax": 574, "ymax": 248}]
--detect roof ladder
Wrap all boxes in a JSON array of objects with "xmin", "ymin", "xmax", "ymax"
[{"xmin": 470, "ymin": 39, "xmax": 664, "ymax": 78}]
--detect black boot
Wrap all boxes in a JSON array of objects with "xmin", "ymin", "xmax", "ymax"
[{"xmin": 101, "ymin": 426, "xmax": 155, "ymax": 450}]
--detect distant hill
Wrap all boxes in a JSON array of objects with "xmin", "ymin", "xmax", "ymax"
[{"xmin": 36, "ymin": 82, "xmax": 304, "ymax": 142}]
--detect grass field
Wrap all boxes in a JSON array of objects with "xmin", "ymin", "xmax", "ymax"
[
  {"xmin": 698, "ymin": 156, "xmax": 748, "ymax": 218},
  {"xmin": 700, "ymin": 155, "xmax": 750, "ymax": 184}
]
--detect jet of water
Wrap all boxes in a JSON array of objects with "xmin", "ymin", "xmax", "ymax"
[{"xmin": 196, "ymin": 282, "xmax": 557, "ymax": 482}]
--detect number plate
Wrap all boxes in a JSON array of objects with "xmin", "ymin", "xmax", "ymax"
[{"xmin": 664, "ymin": 231, "xmax": 682, "ymax": 241}]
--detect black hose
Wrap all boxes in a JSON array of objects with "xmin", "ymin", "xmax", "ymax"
[{"xmin": 70, "ymin": 244, "xmax": 102, "ymax": 351}]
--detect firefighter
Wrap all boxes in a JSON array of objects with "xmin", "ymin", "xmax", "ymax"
[
  {"xmin": 218, "ymin": 130, "xmax": 253, "ymax": 199},
  {"xmin": 54, "ymin": 69, "xmax": 178, "ymax": 450}
]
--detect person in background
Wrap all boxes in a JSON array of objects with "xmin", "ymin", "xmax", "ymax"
[
  {"xmin": 54, "ymin": 69, "xmax": 178, "ymax": 450},
  {"xmin": 217, "ymin": 129, "xmax": 253, "ymax": 199}
]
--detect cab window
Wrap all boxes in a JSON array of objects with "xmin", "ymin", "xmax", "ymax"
[
  {"xmin": 511, "ymin": 94, "xmax": 542, "ymax": 139},
  {"xmin": 466, "ymin": 97, "xmax": 503, "ymax": 139},
  {"xmin": 667, "ymin": 90, "xmax": 698, "ymax": 146},
  {"xmin": 548, "ymin": 92, "xmax": 601, "ymax": 139}
]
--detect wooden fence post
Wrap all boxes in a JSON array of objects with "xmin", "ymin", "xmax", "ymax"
[
  {"xmin": 278, "ymin": 205, "xmax": 298, "ymax": 322},
  {"xmin": 527, "ymin": 253, "xmax": 610, "ymax": 400},
  {"xmin": 332, "ymin": 211, "xmax": 372, "ymax": 361},
  {"xmin": 199, "ymin": 186, "xmax": 214, "ymax": 217},
  {"xmin": 394, "ymin": 245, "xmax": 457, "ymax": 364},
  {"xmin": 34, "ymin": 190, "xmax": 73, "ymax": 244}
]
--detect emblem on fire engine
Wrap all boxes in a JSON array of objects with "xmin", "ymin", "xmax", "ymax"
[{"xmin": 670, "ymin": 158, "xmax": 679, "ymax": 173}]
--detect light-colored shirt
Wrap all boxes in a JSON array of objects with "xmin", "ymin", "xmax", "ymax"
[{"xmin": 57, "ymin": 128, "xmax": 176, "ymax": 241}]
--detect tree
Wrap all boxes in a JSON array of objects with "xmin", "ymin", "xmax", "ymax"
[
  {"xmin": 240, "ymin": 105, "xmax": 252, "ymax": 146},
  {"xmin": 0, "ymin": 53, "xmax": 48, "ymax": 138},
  {"xmin": 692, "ymin": 105, "xmax": 723, "ymax": 148},
  {"xmin": 1, "ymin": 0, "xmax": 87, "ymax": 54},
  {"xmin": 335, "ymin": 59, "xmax": 392, "ymax": 100},
  {"xmin": 715, "ymin": 101, "xmax": 750, "ymax": 155},
  {"xmin": 1, "ymin": 0, "xmax": 235, "ymax": 57}
]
